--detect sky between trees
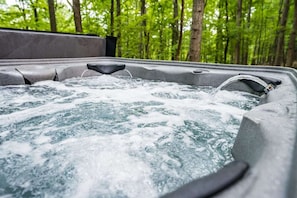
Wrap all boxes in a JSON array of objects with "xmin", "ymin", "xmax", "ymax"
[{"xmin": 0, "ymin": 0, "xmax": 296, "ymax": 68}]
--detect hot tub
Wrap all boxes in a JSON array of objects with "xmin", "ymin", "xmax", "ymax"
[{"xmin": 0, "ymin": 57, "xmax": 296, "ymax": 198}]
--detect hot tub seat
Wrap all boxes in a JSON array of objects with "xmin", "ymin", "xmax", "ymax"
[
  {"xmin": 0, "ymin": 69, "xmax": 25, "ymax": 85},
  {"xmin": 55, "ymin": 65, "xmax": 101, "ymax": 81},
  {"xmin": 15, "ymin": 65, "xmax": 57, "ymax": 84}
]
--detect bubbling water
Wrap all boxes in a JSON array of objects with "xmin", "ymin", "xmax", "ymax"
[{"xmin": 0, "ymin": 76, "xmax": 259, "ymax": 198}]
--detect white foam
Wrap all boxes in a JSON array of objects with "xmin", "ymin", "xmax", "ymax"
[
  {"xmin": 0, "ymin": 130, "xmax": 10, "ymax": 138},
  {"xmin": 213, "ymin": 90, "xmax": 252, "ymax": 103},
  {"xmin": 0, "ymin": 195, "xmax": 14, "ymax": 198},
  {"xmin": 128, "ymin": 112, "xmax": 180, "ymax": 126},
  {"xmin": 74, "ymin": 152, "xmax": 156, "ymax": 198},
  {"xmin": 33, "ymin": 135, "xmax": 52, "ymax": 144},
  {"xmin": 0, "ymin": 102, "xmax": 77, "ymax": 126},
  {"xmin": 31, "ymin": 144, "xmax": 54, "ymax": 165},
  {"xmin": 0, "ymin": 141, "xmax": 32, "ymax": 157},
  {"xmin": 51, "ymin": 136, "xmax": 157, "ymax": 198}
]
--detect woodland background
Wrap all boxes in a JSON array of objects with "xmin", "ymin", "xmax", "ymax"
[{"xmin": 0, "ymin": 0, "xmax": 296, "ymax": 67}]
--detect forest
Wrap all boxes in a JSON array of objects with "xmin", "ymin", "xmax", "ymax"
[{"xmin": 0, "ymin": 0, "xmax": 296, "ymax": 68}]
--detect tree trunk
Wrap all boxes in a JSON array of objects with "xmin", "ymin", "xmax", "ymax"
[
  {"xmin": 243, "ymin": 0, "xmax": 252, "ymax": 65},
  {"xmin": 257, "ymin": 28, "xmax": 263, "ymax": 64},
  {"xmin": 224, "ymin": 0, "xmax": 229, "ymax": 63},
  {"xmin": 285, "ymin": 0, "xmax": 297, "ymax": 67},
  {"xmin": 171, "ymin": 0, "xmax": 179, "ymax": 60},
  {"xmin": 33, "ymin": 6, "xmax": 38, "ymax": 25},
  {"xmin": 215, "ymin": 0, "xmax": 223, "ymax": 63},
  {"xmin": 139, "ymin": 0, "xmax": 147, "ymax": 58},
  {"xmin": 143, "ymin": 1, "xmax": 149, "ymax": 59},
  {"xmin": 110, "ymin": 0, "xmax": 114, "ymax": 36},
  {"xmin": 48, "ymin": 0, "xmax": 57, "ymax": 32},
  {"xmin": 175, "ymin": 0, "xmax": 185, "ymax": 60},
  {"xmin": 234, "ymin": 0, "xmax": 242, "ymax": 64},
  {"xmin": 274, "ymin": 0, "xmax": 290, "ymax": 65},
  {"xmin": 116, "ymin": 0, "xmax": 122, "ymax": 57},
  {"xmin": 158, "ymin": 4, "xmax": 165, "ymax": 60},
  {"xmin": 251, "ymin": 37, "xmax": 259, "ymax": 65},
  {"xmin": 262, "ymin": 17, "xmax": 269, "ymax": 64},
  {"xmin": 19, "ymin": 0, "xmax": 28, "ymax": 29},
  {"xmin": 30, "ymin": 0, "xmax": 38, "ymax": 29},
  {"xmin": 189, "ymin": 0, "xmax": 205, "ymax": 62},
  {"xmin": 268, "ymin": 0, "xmax": 284, "ymax": 64},
  {"xmin": 72, "ymin": 0, "xmax": 83, "ymax": 33},
  {"xmin": 156, "ymin": 2, "xmax": 165, "ymax": 60},
  {"xmin": 159, "ymin": 26, "xmax": 164, "ymax": 59},
  {"xmin": 256, "ymin": 2, "xmax": 264, "ymax": 64}
]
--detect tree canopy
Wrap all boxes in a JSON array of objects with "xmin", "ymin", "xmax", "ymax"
[{"xmin": 0, "ymin": 0, "xmax": 296, "ymax": 67}]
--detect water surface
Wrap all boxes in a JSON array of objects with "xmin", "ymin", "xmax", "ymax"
[{"xmin": 0, "ymin": 76, "xmax": 259, "ymax": 197}]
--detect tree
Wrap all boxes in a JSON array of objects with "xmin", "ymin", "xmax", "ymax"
[
  {"xmin": 175, "ymin": 0, "xmax": 185, "ymax": 60},
  {"xmin": 242, "ymin": 0, "xmax": 252, "ymax": 65},
  {"xmin": 1, "ymin": 0, "xmax": 296, "ymax": 64},
  {"xmin": 19, "ymin": 0, "xmax": 29, "ymax": 29},
  {"xmin": 30, "ymin": 0, "xmax": 39, "ymax": 29},
  {"xmin": 234, "ymin": 0, "xmax": 242, "ymax": 64},
  {"xmin": 171, "ymin": 0, "xmax": 178, "ymax": 60},
  {"xmin": 110, "ymin": 0, "xmax": 114, "ymax": 36},
  {"xmin": 139, "ymin": 0, "xmax": 147, "ymax": 58},
  {"xmin": 48, "ymin": 0, "xmax": 57, "ymax": 32},
  {"xmin": 116, "ymin": 0, "xmax": 121, "ymax": 57},
  {"xmin": 72, "ymin": 0, "xmax": 83, "ymax": 32},
  {"xmin": 189, "ymin": 0, "xmax": 205, "ymax": 62},
  {"xmin": 224, "ymin": 0, "xmax": 230, "ymax": 63},
  {"xmin": 285, "ymin": 0, "xmax": 297, "ymax": 67},
  {"xmin": 215, "ymin": 0, "xmax": 224, "ymax": 63},
  {"xmin": 274, "ymin": 0, "xmax": 290, "ymax": 65}
]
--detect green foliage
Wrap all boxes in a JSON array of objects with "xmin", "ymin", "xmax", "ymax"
[{"xmin": 0, "ymin": 0, "xmax": 295, "ymax": 65}]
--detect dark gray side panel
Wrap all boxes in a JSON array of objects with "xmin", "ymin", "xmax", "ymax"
[{"xmin": 0, "ymin": 29, "xmax": 106, "ymax": 59}]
